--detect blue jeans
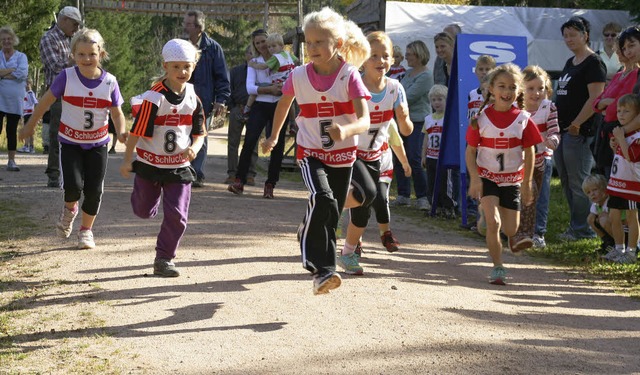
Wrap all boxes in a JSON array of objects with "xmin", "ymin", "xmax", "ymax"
[
  {"xmin": 393, "ymin": 121, "xmax": 427, "ymax": 199},
  {"xmin": 554, "ymin": 133, "xmax": 595, "ymax": 238},
  {"xmin": 535, "ymin": 157, "xmax": 553, "ymax": 236},
  {"xmin": 191, "ymin": 116, "xmax": 212, "ymax": 180}
]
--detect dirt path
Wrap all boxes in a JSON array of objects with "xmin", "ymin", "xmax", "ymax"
[{"xmin": 2, "ymin": 128, "xmax": 640, "ymax": 374}]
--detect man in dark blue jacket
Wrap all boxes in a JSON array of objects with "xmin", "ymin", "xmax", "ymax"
[{"xmin": 184, "ymin": 10, "xmax": 230, "ymax": 187}]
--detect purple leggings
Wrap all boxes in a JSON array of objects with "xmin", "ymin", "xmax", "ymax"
[{"xmin": 131, "ymin": 175, "xmax": 191, "ymax": 259}]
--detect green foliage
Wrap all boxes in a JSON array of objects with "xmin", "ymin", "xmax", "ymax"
[
  {"xmin": 208, "ymin": 18, "xmax": 262, "ymax": 68},
  {"xmin": 0, "ymin": 0, "xmax": 61, "ymax": 86}
]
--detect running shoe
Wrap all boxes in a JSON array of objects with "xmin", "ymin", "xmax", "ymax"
[
  {"xmin": 381, "ymin": 231, "xmax": 399, "ymax": 253},
  {"xmin": 313, "ymin": 271, "xmax": 342, "ymax": 295},
  {"xmin": 154, "ymin": 258, "xmax": 180, "ymax": 277},
  {"xmin": 56, "ymin": 206, "xmax": 78, "ymax": 238},
  {"xmin": 337, "ymin": 252, "xmax": 364, "ymax": 275},
  {"xmin": 77, "ymin": 229, "xmax": 95, "ymax": 249},
  {"xmin": 489, "ymin": 265, "xmax": 507, "ymax": 285}
]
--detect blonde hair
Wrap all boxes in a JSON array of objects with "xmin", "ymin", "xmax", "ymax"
[
  {"xmin": 303, "ymin": 7, "xmax": 370, "ymax": 68},
  {"xmin": 70, "ymin": 28, "xmax": 109, "ymax": 65},
  {"xmin": 367, "ymin": 31, "xmax": 393, "ymax": 52},
  {"xmin": 392, "ymin": 45, "xmax": 402, "ymax": 55},
  {"xmin": 434, "ymin": 32, "xmax": 455, "ymax": 47},
  {"xmin": 582, "ymin": 174, "xmax": 607, "ymax": 195},
  {"xmin": 406, "ymin": 40, "xmax": 430, "ymax": 66},
  {"xmin": 0, "ymin": 26, "xmax": 19, "ymax": 46},
  {"xmin": 470, "ymin": 63, "xmax": 524, "ymax": 129},
  {"xmin": 429, "ymin": 84, "xmax": 448, "ymax": 100},
  {"xmin": 618, "ymin": 93, "xmax": 640, "ymax": 113},
  {"xmin": 522, "ymin": 65, "xmax": 553, "ymax": 99},
  {"xmin": 266, "ymin": 33, "xmax": 284, "ymax": 47},
  {"xmin": 476, "ymin": 55, "xmax": 496, "ymax": 69}
]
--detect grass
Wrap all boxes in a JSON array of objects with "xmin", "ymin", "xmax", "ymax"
[{"xmin": 389, "ymin": 176, "xmax": 640, "ymax": 296}]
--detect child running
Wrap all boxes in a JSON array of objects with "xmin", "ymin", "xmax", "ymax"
[
  {"xmin": 508, "ymin": 65, "xmax": 559, "ymax": 251},
  {"xmin": 465, "ymin": 63, "xmax": 542, "ymax": 285},
  {"xmin": 20, "ymin": 28, "xmax": 126, "ymax": 249},
  {"xmin": 337, "ymin": 31, "xmax": 413, "ymax": 275},
  {"xmin": 262, "ymin": 7, "xmax": 371, "ymax": 294},
  {"xmin": 120, "ymin": 39, "xmax": 206, "ymax": 277},
  {"xmin": 605, "ymin": 94, "xmax": 640, "ymax": 263},
  {"xmin": 244, "ymin": 33, "xmax": 298, "ymax": 119}
]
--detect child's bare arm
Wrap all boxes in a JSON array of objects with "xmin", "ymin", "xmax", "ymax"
[
  {"xmin": 120, "ymin": 134, "xmax": 140, "ymax": 178},
  {"xmin": 612, "ymin": 126, "xmax": 631, "ymax": 161},
  {"xmin": 521, "ymin": 145, "xmax": 535, "ymax": 206},
  {"xmin": 248, "ymin": 60, "xmax": 269, "ymax": 70},
  {"xmin": 390, "ymin": 144, "xmax": 411, "ymax": 177},
  {"xmin": 109, "ymin": 106, "xmax": 128, "ymax": 143}
]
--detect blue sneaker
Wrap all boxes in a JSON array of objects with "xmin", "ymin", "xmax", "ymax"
[
  {"xmin": 337, "ymin": 252, "xmax": 364, "ymax": 275},
  {"xmin": 489, "ymin": 265, "xmax": 507, "ymax": 285}
]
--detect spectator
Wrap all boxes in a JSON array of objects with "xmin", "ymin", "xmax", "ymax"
[
  {"xmin": 597, "ymin": 22, "xmax": 623, "ymax": 82},
  {"xmin": 593, "ymin": 45, "xmax": 638, "ymax": 178},
  {"xmin": 0, "ymin": 25, "xmax": 28, "ymax": 171},
  {"xmin": 554, "ymin": 16, "xmax": 606, "ymax": 241},
  {"xmin": 387, "ymin": 45, "xmax": 406, "ymax": 80},
  {"xmin": 183, "ymin": 10, "xmax": 230, "ymax": 188},
  {"xmin": 395, "ymin": 40, "xmax": 433, "ymax": 210},
  {"xmin": 226, "ymin": 45, "xmax": 258, "ymax": 185},
  {"xmin": 228, "ymin": 29, "xmax": 290, "ymax": 199},
  {"xmin": 434, "ymin": 23, "xmax": 461, "ymax": 86},
  {"xmin": 433, "ymin": 32, "xmax": 455, "ymax": 87},
  {"xmin": 40, "ymin": 6, "xmax": 82, "ymax": 187}
]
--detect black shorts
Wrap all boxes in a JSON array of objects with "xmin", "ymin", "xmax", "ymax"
[
  {"xmin": 607, "ymin": 194, "xmax": 638, "ymax": 210},
  {"xmin": 481, "ymin": 178, "xmax": 521, "ymax": 211}
]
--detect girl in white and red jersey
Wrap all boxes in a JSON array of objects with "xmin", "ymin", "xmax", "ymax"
[
  {"xmin": 120, "ymin": 39, "xmax": 206, "ymax": 277},
  {"xmin": 20, "ymin": 29, "xmax": 126, "ymax": 250},
  {"xmin": 336, "ymin": 31, "xmax": 412, "ymax": 275},
  {"xmin": 509, "ymin": 66, "xmax": 559, "ymax": 251},
  {"xmin": 606, "ymin": 94, "xmax": 640, "ymax": 264},
  {"xmin": 262, "ymin": 7, "xmax": 371, "ymax": 294},
  {"xmin": 465, "ymin": 63, "xmax": 542, "ymax": 285},
  {"xmin": 18, "ymin": 80, "xmax": 37, "ymax": 153}
]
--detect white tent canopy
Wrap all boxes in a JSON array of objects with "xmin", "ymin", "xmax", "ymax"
[{"xmin": 384, "ymin": 2, "xmax": 633, "ymax": 73}]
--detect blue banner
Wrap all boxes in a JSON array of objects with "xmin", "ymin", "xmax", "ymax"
[{"xmin": 432, "ymin": 34, "xmax": 528, "ymax": 224}]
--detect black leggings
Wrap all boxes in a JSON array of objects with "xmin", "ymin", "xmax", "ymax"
[
  {"xmin": 0, "ymin": 111, "xmax": 20, "ymax": 151},
  {"xmin": 372, "ymin": 181, "xmax": 391, "ymax": 225},
  {"xmin": 60, "ymin": 143, "xmax": 108, "ymax": 216},
  {"xmin": 298, "ymin": 157, "xmax": 352, "ymax": 274},
  {"xmin": 236, "ymin": 101, "xmax": 288, "ymax": 185},
  {"xmin": 349, "ymin": 159, "xmax": 380, "ymax": 227}
]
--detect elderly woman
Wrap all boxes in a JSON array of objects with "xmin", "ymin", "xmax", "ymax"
[
  {"xmin": 0, "ymin": 25, "xmax": 28, "ymax": 172},
  {"xmin": 433, "ymin": 32, "xmax": 455, "ymax": 86},
  {"xmin": 554, "ymin": 16, "xmax": 606, "ymax": 241},
  {"xmin": 597, "ymin": 22, "xmax": 623, "ymax": 82},
  {"xmin": 395, "ymin": 40, "xmax": 433, "ymax": 210}
]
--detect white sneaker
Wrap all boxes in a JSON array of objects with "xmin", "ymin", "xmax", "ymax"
[
  {"xmin": 392, "ymin": 195, "xmax": 411, "ymax": 207},
  {"xmin": 56, "ymin": 206, "xmax": 78, "ymax": 238},
  {"xmin": 78, "ymin": 229, "xmax": 95, "ymax": 249},
  {"xmin": 17, "ymin": 145, "xmax": 29, "ymax": 153},
  {"xmin": 6, "ymin": 160, "xmax": 20, "ymax": 171},
  {"xmin": 416, "ymin": 197, "xmax": 431, "ymax": 211},
  {"xmin": 532, "ymin": 234, "xmax": 546, "ymax": 248},
  {"xmin": 28, "ymin": 146, "xmax": 35, "ymax": 154}
]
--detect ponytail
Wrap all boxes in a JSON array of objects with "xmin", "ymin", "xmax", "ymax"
[
  {"xmin": 303, "ymin": 7, "xmax": 370, "ymax": 68},
  {"xmin": 341, "ymin": 19, "xmax": 370, "ymax": 68}
]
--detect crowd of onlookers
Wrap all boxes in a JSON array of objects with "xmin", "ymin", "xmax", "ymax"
[{"xmin": 2, "ymin": 5, "xmax": 640, "ymax": 288}]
